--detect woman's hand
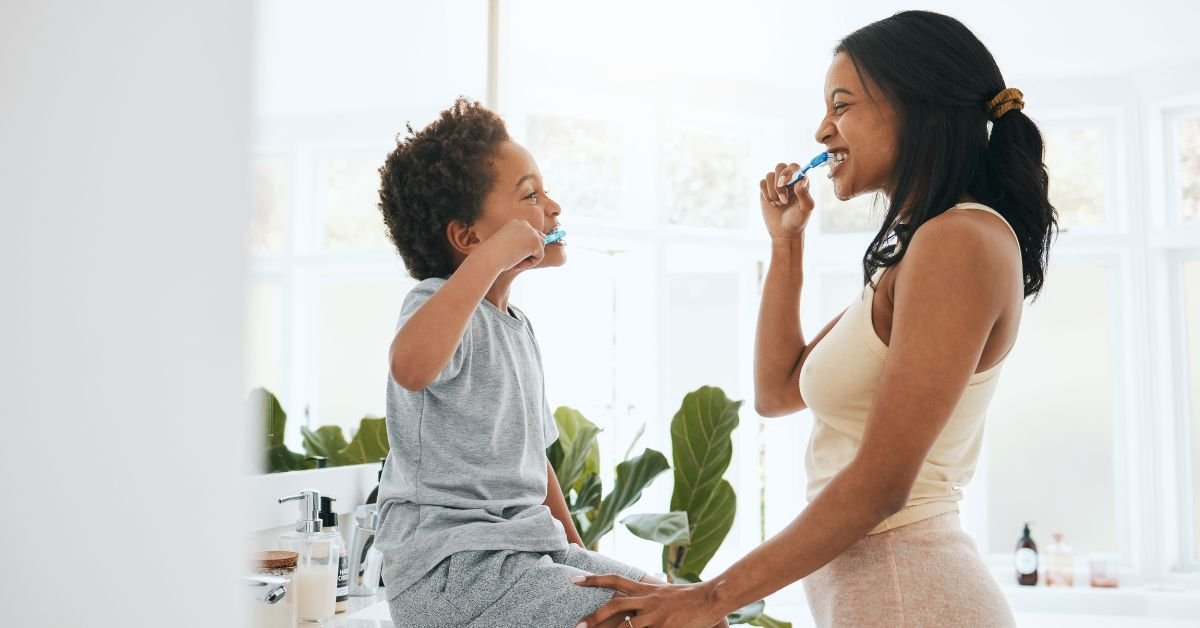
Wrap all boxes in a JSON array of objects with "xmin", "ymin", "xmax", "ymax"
[
  {"xmin": 572, "ymin": 575, "xmax": 728, "ymax": 628},
  {"xmin": 760, "ymin": 162, "xmax": 816, "ymax": 239}
]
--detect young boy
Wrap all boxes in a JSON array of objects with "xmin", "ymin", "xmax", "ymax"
[{"xmin": 374, "ymin": 97, "xmax": 650, "ymax": 628}]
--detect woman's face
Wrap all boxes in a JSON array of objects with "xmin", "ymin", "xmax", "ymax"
[{"xmin": 814, "ymin": 52, "xmax": 901, "ymax": 200}]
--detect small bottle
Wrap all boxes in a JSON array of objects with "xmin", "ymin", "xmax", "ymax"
[
  {"xmin": 320, "ymin": 496, "xmax": 350, "ymax": 614},
  {"xmin": 278, "ymin": 490, "xmax": 339, "ymax": 624},
  {"xmin": 1044, "ymin": 532, "xmax": 1074, "ymax": 587},
  {"xmin": 349, "ymin": 504, "xmax": 383, "ymax": 597},
  {"xmin": 1015, "ymin": 522, "xmax": 1039, "ymax": 586},
  {"xmin": 1088, "ymin": 553, "xmax": 1120, "ymax": 588},
  {"xmin": 366, "ymin": 458, "xmax": 386, "ymax": 505}
]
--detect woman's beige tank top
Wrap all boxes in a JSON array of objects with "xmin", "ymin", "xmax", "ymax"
[{"xmin": 799, "ymin": 203, "xmax": 1020, "ymax": 534}]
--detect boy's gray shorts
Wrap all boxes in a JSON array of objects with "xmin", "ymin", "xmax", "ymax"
[{"xmin": 388, "ymin": 546, "xmax": 647, "ymax": 628}]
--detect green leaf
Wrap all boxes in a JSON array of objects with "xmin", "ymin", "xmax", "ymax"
[
  {"xmin": 251, "ymin": 387, "xmax": 288, "ymax": 447},
  {"xmin": 726, "ymin": 600, "xmax": 765, "ymax": 624},
  {"xmin": 572, "ymin": 473, "xmax": 603, "ymax": 515},
  {"xmin": 667, "ymin": 386, "xmax": 742, "ymax": 577},
  {"xmin": 302, "ymin": 425, "xmax": 348, "ymax": 459},
  {"xmin": 266, "ymin": 443, "xmax": 307, "ymax": 473},
  {"xmin": 332, "ymin": 417, "xmax": 389, "ymax": 466},
  {"xmin": 580, "ymin": 448, "xmax": 670, "ymax": 548},
  {"xmin": 671, "ymin": 478, "xmax": 736, "ymax": 578},
  {"xmin": 622, "ymin": 512, "xmax": 691, "ymax": 546},
  {"xmin": 748, "ymin": 614, "xmax": 791, "ymax": 628},
  {"xmin": 551, "ymin": 407, "xmax": 601, "ymax": 494},
  {"xmin": 251, "ymin": 388, "xmax": 308, "ymax": 472}
]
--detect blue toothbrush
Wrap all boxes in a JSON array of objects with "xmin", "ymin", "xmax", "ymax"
[
  {"xmin": 544, "ymin": 228, "xmax": 566, "ymax": 245},
  {"xmin": 784, "ymin": 152, "xmax": 832, "ymax": 189}
]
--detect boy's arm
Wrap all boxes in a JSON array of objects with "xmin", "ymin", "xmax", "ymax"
[
  {"xmin": 545, "ymin": 462, "xmax": 585, "ymax": 547},
  {"xmin": 390, "ymin": 219, "xmax": 546, "ymax": 391},
  {"xmin": 389, "ymin": 253, "xmax": 501, "ymax": 391}
]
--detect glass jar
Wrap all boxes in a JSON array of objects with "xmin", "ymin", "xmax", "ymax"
[
  {"xmin": 1088, "ymin": 553, "xmax": 1120, "ymax": 588},
  {"xmin": 249, "ymin": 551, "xmax": 298, "ymax": 628}
]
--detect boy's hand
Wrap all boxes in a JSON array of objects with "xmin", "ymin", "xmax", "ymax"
[{"xmin": 478, "ymin": 219, "xmax": 546, "ymax": 273}]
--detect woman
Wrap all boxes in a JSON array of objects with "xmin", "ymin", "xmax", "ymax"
[{"xmin": 574, "ymin": 11, "xmax": 1056, "ymax": 628}]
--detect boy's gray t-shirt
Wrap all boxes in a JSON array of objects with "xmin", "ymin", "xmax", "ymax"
[{"xmin": 375, "ymin": 278, "xmax": 568, "ymax": 598}]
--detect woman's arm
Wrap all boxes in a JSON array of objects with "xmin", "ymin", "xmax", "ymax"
[
  {"xmin": 545, "ymin": 462, "xmax": 585, "ymax": 547},
  {"xmin": 753, "ymin": 164, "xmax": 843, "ymax": 417},
  {"xmin": 753, "ymin": 236, "xmax": 845, "ymax": 417},
  {"xmin": 705, "ymin": 213, "xmax": 1012, "ymax": 614},
  {"xmin": 575, "ymin": 213, "xmax": 1014, "ymax": 627}
]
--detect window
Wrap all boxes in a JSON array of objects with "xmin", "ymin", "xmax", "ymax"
[
  {"xmin": 983, "ymin": 263, "xmax": 1118, "ymax": 556},
  {"xmin": 663, "ymin": 128, "xmax": 752, "ymax": 230},
  {"xmin": 1043, "ymin": 124, "xmax": 1110, "ymax": 230},
  {"xmin": 319, "ymin": 155, "xmax": 392, "ymax": 252},
  {"xmin": 250, "ymin": 157, "xmax": 289, "ymax": 252},
  {"xmin": 247, "ymin": 0, "xmax": 489, "ymax": 444},
  {"xmin": 1186, "ymin": 259, "xmax": 1200, "ymax": 561},
  {"xmin": 526, "ymin": 115, "xmax": 623, "ymax": 221},
  {"xmin": 1177, "ymin": 115, "xmax": 1200, "ymax": 222}
]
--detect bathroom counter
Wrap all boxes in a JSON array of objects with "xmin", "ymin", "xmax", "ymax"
[
  {"xmin": 326, "ymin": 591, "xmax": 395, "ymax": 628},
  {"xmin": 321, "ymin": 592, "xmax": 1200, "ymax": 628},
  {"xmin": 312, "ymin": 583, "xmax": 1200, "ymax": 624}
]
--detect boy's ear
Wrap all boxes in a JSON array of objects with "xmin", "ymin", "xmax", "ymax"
[{"xmin": 445, "ymin": 220, "xmax": 479, "ymax": 257}]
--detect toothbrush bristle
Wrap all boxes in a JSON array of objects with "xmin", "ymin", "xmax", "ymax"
[{"xmin": 544, "ymin": 228, "xmax": 566, "ymax": 245}]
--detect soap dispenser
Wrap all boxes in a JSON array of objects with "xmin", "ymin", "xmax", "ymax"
[{"xmin": 278, "ymin": 490, "xmax": 339, "ymax": 624}]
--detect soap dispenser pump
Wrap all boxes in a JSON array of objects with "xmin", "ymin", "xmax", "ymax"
[{"xmin": 278, "ymin": 490, "xmax": 339, "ymax": 624}]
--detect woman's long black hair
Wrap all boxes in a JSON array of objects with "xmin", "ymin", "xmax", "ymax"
[{"xmin": 837, "ymin": 11, "xmax": 1057, "ymax": 298}]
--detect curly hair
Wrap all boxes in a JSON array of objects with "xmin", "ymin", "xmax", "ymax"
[{"xmin": 378, "ymin": 97, "xmax": 510, "ymax": 280}]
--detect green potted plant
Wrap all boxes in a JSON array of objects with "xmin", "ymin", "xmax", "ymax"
[{"xmin": 621, "ymin": 386, "xmax": 790, "ymax": 627}]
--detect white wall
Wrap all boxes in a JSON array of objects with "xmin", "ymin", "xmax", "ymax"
[{"xmin": 0, "ymin": 2, "xmax": 251, "ymax": 626}]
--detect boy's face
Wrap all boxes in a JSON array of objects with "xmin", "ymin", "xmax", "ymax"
[{"xmin": 471, "ymin": 140, "xmax": 566, "ymax": 269}]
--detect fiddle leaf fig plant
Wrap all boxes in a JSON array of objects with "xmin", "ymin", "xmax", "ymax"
[
  {"xmin": 252, "ymin": 387, "xmax": 388, "ymax": 472},
  {"xmin": 546, "ymin": 407, "xmax": 671, "ymax": 550},
  {"xmin": 622, "ymin": 386, "xmax": 790, "ymax": 627}
]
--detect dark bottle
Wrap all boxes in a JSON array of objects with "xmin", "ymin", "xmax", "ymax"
[
  {"xmin": 1015, "ymin": 522, "xmax": 1039, "ymax": 586},
  {"xmin": 366, "ymin": 458, "xmax": 386, "ymax": 504},
  {"xmin": 320, "ymin": 496, "xmax": 350, "ymax": 613}
]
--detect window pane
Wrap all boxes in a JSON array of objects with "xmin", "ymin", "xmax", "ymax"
[
  {"xmin": 812, "ymin": 169, "xmax": 883, "ymax": 234},
  {"xmin": 526, "ymin": 114, "xmax": 622, "ymax": 221},
  {"xmin": 250, "ymin": 159, "xmax": 288, "ymax": 252},
  {"xmin": 321, "ymin": 157, "xmax": 391, "ymax": 251},
  {"xmin": 664, "ymin": 129, "xmax": 750, "ymax": 230},
  {"xmin": 317, "ymin": 279, "xmax": 412, "ymax": 430},
  {"xmin": 1185, "ymin": 260, "xmax": 1200, "ymax": 560},
  {"xmin": 245, "ymin": 281, "xmax": 285, "ymax": 399},
  {"xmin": 986, "ymin": 263, "xmax": 1117, "ymax": 556},
  {"xmin": 1044, "ymin": 127, "xmax": 1107, "ymax": 230},
  {"xmin": 1178, "ymin": 116, "xmax": 1200, "ymax": 222},
  {"xmin": 513, "ymin": 248, "xmax": 618, "ymax": 423}
]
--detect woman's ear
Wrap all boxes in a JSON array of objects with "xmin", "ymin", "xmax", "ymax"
[{"xmin": 445, "ymin": 220, "xmax": 479, "ymax": 258}]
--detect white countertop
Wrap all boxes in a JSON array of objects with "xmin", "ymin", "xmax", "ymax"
[
  {"xmin": 325, "ymin": 591, "xmax": 394, "ymax": 628},
  {"xmin": 326, "ymin": 592, "xmax": 1200, "ymax": 628}
]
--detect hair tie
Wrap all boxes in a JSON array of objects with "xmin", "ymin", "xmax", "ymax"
[{"xmin": 987, "ymin": 87, "xmax": 1024, "ymax": 120}]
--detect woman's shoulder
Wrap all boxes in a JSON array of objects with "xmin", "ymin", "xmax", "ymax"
[
  {"xmin": 894, "ymin": 206, "xmax": 1021, "ymax": 299},
  {"xmin": 910, "ymin": 205, "xmax": 1016, "ymax": 264}
]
